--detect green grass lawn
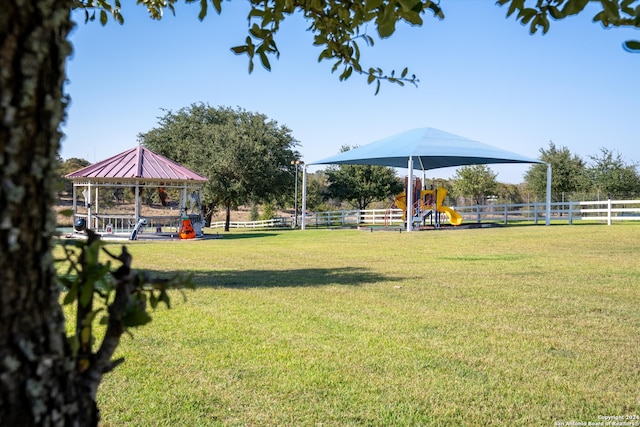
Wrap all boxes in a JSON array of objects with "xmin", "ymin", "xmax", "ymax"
[{"xmin": 59, "ymin": 224, "xmax": 640, "ymax": 426}]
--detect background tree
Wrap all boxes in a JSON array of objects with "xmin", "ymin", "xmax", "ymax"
[
  {"xmin": 496, "ymin": 183, "xmax": 524, "ymax": 205},
  {"xmin": 324, "ymin": 147, "xmax": 404, "ymax": 210},
  {"xmin": 3, "ymin": 0, "xmax": 639, "ymax": 425},
  {"xmin": 451, "ymin": 165, "xmax": 498, "ymax": 205},
  {"xmin": 524, "ymin": 142, "xmax": 587, "ymax": 201},
  {"xmin": 140, "ymin": 103, "xmax": 300, "ymax": 231},
  {"xmin": 58, "ymin": 157, "xmax": 92, "ymax": 195},
  {"xmin": 304, "ymin": 171, "xmax": 332, "ymax": 212},
  {"xmin": 587, "ymin": 148, "xmax": 640, "ymax": 199}
]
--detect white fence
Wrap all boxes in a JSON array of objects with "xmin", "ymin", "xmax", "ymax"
[
  {"xmin": 209, "ymin": 218, "xmax": 288, "ymax": 229},
  {"xmin": 209, "ymin": 199, "xmax": 640, "ymax": 229},
  {"xmin": 452, "ymin": 199, "xmax": 640, "ymax": 226}
]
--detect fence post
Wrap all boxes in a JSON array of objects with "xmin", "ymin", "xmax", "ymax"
[
  {"xmin": 607, "ymin": 198, "xmax": 612, "ymax": 226},
  {"xmin": 504, "ymin": 204, "xmax": 508, "ymax": 225},
  {"xmin": 568, "ymin": 202, "xmax": 573, "ymax": 225},
  {"xmin": 476, "ymin": 205, "xmax": 480, "ymax": 223},
  {"xmin": 534, "ymin": 203, "xmax": 538, "ymax": 225}
]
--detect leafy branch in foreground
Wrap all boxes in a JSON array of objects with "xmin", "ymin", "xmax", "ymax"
[
  {"xmin": 497, "ymin": 0, "xmax": 640, "ymax": 52},
  {"xmin": 73, "ymin": 0, "xmax": 639, "ymax": 97},
  {"xmin": 73, "ymin": 0, "xmax": 445, "ymax": 93},
  {"xmin": 56, "ymin": 230, "xmax": 193, "ymax": 403},
  {"xmin": 231, "ymin": 0, "xmax": 445, "ymax": 94}
]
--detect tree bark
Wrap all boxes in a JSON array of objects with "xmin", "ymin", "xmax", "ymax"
[
  {"xmin": 0, "ymin": 1, "xmax": 97, "ymax": 425},
  {"xmin": 224, "ymin": 201, "xmax": 232, "ymax": 232}
]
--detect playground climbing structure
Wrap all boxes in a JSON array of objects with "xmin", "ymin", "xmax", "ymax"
[{"xmin": 393, "ymin": 178, "xmax": 462, "ymax": 227}]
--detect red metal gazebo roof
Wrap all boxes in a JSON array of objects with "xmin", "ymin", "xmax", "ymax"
[{"xmin": 65, "ymin": 146, "xmax": 208, "ymax": 182}]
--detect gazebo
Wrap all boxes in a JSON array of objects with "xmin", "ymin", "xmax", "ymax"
[{"xmin": 65, "ymin": 146, "xmax": 208, "ymax": 236}]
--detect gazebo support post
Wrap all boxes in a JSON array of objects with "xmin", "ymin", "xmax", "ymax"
[
  {"xmin": 72, "ymin": 183, "xmax": 77, "ymax": 225},
  {"xmin": 407, "ymin": 156, "xmax": 414, "ymax": 232},
  {"xmin": 182, "ymin": 185, "xmax": 188, "ymax": 216},
  {"xmin": 94, "ymin": 186, "xmax": 99, "ymax": 229},
  {"xmin": 87, "ymin": 182, "xmax": 92, "ymax": 231},
  {"xmin": 134, "ymin": 181, "xmax": 140, "ymax": 225}
]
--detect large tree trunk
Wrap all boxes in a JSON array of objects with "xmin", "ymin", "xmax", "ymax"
[
  {"xmin": 224, "ymin": 201, "xmax": 232, "ymax": 232},
  {"xmin": 0, "ymin": 1, "xmax": 97, "ymax": 425}
]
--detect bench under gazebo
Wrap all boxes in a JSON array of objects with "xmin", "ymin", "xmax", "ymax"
[{"xmin": 65, "ymin": 146, "xmax": 208, "ymax": 239}]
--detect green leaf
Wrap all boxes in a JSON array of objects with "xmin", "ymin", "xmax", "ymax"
[
  {"xmin": 518, "ymin": 9, "xmax": 537, "ymax": 24},
  {"xmin": 539, "ymin": 14, "xmax": 550, "ymax": 33},
  {"xmin": 230, "ymin": 45, "xmax": 247, "ymax": 54},
  {"xmin": 198, "ymin": 0, "xmax": 207, "ymax": 20},
  {"xmin": 249, "ymin": 24, "xmax": 268, "ymax": 40},
  {"xmin": 258, "ymin": 49, "xmax": 271, "ymax": 71},
  {"xmin": 561, "ymin": 0, "xmax": 589, "ymax": 16},
  {"xmin": 593, "ymin": 10, "xmax": 610, "ymax": 27},
  {"xmin": 340, "ymin": 66, "xmax": 353, "ymax": 81},
  {"xmin": 548, "ymin": 6, "xmax": 563, "ymax": 20},
  {"xmin": 68, "ymin": 335, "xmax": 80, "ymax": 357},
  {"xmin": 623, "ymin": 40, "xmax": 640, "ymax": 52},
  {"xmin": 377, "ymin": 5, "xmax": 397, "ymax": 38},
  {"xmin": 600, "ymin": 0, "xmax": 619, "ymax": 20},
  {"xmin": 80, "ymin": 279, "xmax": 93, "ymax": 307},
  {"xmin": 63, "ymin": 287, "xmax": 77, "ymax": 305},
  {"xmin": 507, "ymin": 0, "xmax": 524, "ymax": 18},
  {"xmin": 397, "ymin": 0, "xmax": 419, "ymax": 12}
]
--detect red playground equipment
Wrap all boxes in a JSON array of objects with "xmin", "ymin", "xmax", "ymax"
[{"xmin": 179, "ymin": 216, "xmax": 196, "ymax": 239}]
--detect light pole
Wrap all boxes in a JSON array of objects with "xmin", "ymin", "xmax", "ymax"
[{"xmin": 291, "ymin": 160, "xmax": 303, "ymax": 227}]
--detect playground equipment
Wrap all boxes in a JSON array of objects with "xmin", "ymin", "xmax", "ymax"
[
  {"xmin": 129, "ymin": 218, "xmax": 148, "ymax": 240},
  {"xmin": 393, "ymin": 178, "xmax": 462, "ymax": 227},
  {"xmin": 179, "ymin": 216, "xmax": 196, "ymax": 240}
]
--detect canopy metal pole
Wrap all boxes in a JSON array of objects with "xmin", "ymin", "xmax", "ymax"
[
  {"xmin": 546, "ymin": 163, "xmax": 552, "ymax": 226},
  {"xmin": 407, "ymin": 156, "xmax": 414, "ymax": 232},
  {"xmin": 301, "ymin": 165, "xmax": 307, "ymax": 230}
]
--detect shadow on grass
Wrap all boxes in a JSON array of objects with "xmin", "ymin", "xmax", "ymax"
[
  {"xmin": 207, "ymin": 232, "xmax": 280, "ymax": 240},
  {"xmin": 149, "ymin": 267, "xmax": 400, "ymax": 289}
]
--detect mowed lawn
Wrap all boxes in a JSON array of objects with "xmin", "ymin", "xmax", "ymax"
[{"xmin": 60, "ymin": 223, "xmax": 639, "ymax": 426}]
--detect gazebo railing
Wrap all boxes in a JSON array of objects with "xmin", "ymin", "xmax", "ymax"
[{"xmin": 72, "ymin": 214, "xmax": 202, "ymax": 234}]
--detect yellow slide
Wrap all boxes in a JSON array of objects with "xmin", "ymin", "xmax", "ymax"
[
  {"xmin": 393, "ymin": 193, "xmax": 408, "ymax": 220},
  {"xmin": 420, "ymin": 188, "xmax": 463, "ymax": 226},
  {"xmin": 394, "ymin": 187, "xmax": 463, "ymax": 226},
  {"xmin": 439, "ymin": 206, "xmax": 463, "ymax": 226}
]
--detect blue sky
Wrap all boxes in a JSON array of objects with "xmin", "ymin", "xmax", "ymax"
[{"xmin": 62, "ymin": 1, "xmax": 639, "ymax": 184}]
